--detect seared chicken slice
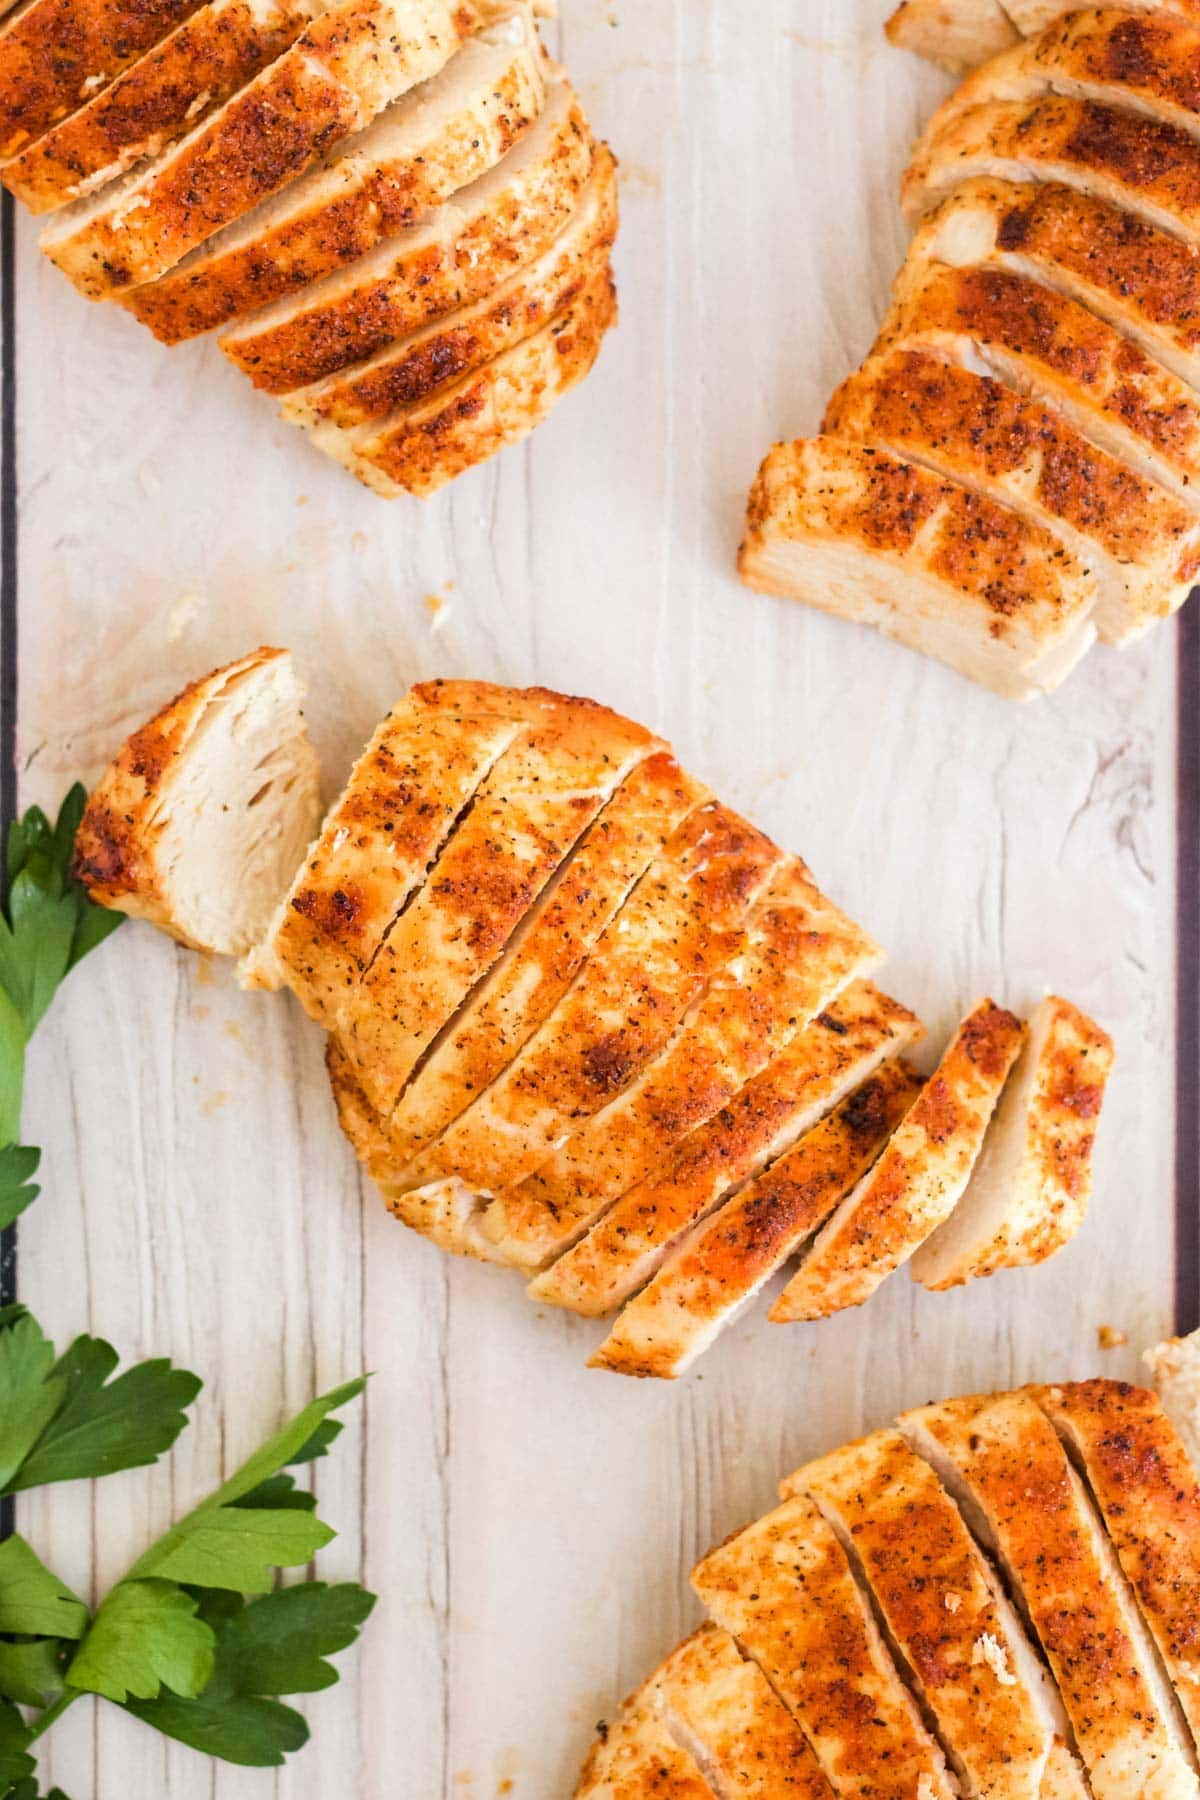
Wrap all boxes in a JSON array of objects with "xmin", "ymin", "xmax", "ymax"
[
  {"xmin": 826, "ymin": 349, "xmax": 1200, "ymax": 645},
  {"xmin": 902, "ymin": 1391, "xmax": 1200, "ymax": 1800},
  {"xmin": 0, "ymin": 0, "xmax": 204, "ymax": 159},
  {"xmin": 739, "ymin": 437, "xmax": 1098, "ymax": 701},
  {"xmin": 220, "ymin": 78, "xmax": 592, "ymax": 392},
  {"xmin": 914, "ymin": 176, "xmax": 1200, "ymax": 410},
  {"xmin": 399, "ymin": 802, "xmax": 784, "ymax": 1198},
  {"xmin": 785, "ymin": 1428, "xmax": 1082, "ymax": 1800},
  {"xmin": 912, "ymin": 996, "xmax": 1113, "ymax": 1289},
  {"xmin": 343, "ymin": 689, "xmax": 661, "ymax": 1116},
  {"xmin": 880, "ymin": 262, "xmax": 1200, "ymax": 514},
  {"xmin": 692, "ymin": 1491, "xmax": 959, "ymax": 1800},
  {"xmin": 773, "ymin": 998, "xmax": 1024, "ymax": 1322},
  {"xmin": 653, "ymin": 1625, "xmax": 838, "ymax": 1799},
  {"xmin": 1032, "ymin": 1380, "xmax": 1200, "ymax": 1747},
  {"xmin": 3, "ymin": 0, "xmax": 323, "ymax": 214},
  {"xmin": 885, "ymin": 0, "xmax": 1019, "ymax": 75},
  {"xmin": 1006, "ymin": 0, "xmax": 1200, "ymax": 27},
  {"xmin": 901, "ymin": 94, "xmax": 1200, "ymax": 247},
  {"xmin": 514, "ymin": 859, "xmax": 882, "ymax": 1282},
  {"xmin": 39, "ymin": 0, "xmax": 490, "ymax": 298},
  {"xmin": 574, "ymin": 1669, "xmax": 716, "ymax": 1800},
  {"xmin": 1147, "ymin": 1330, "xmax": 1200, "ymax": 1470},
  {"xmin": 590, "ymin": 1063, "xmax": 922, "ymax": 1379},
  {"xmin": 310, "ymin": 260, "xmax": 617, "ymax": 498},
  {"xmin": 74, "ymin": 647, "xmax": 320, "ymax": 957},
  {"xmin": 123, "ymin": 7, "xmax": 545, "ymax": 344},
  {"xmin": 241, "ymin": 680, "xmax": 526, "ymax": 1031},
  {"xmin": 283, "ymin": 139, "xmax": 617, "ymax": 430},
  {"xmin": 521, "ymin": 984, "xmax": 922, "ymax": 1300}
]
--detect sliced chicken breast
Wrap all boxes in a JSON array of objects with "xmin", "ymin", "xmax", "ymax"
[
  {"xmin": 515, "ymin": 984, "xmax": 921, "ymax": 1301},
  {"xmin": 3, "ymin": 0, "xmax": 323, "ymax": 214},
  {"xmin": 914, "ymin": 175, "xmax": 1200, "ymax": 412},
  {"xmin": 342, "ymin": 689, "xmax": 661, "ymax": 1116},
  {"xmin": 122, "ymin": 6, "xmax": 545, "ymax": 342},
  {"xmin": 880, "ymin": 262, "xmax": 1200, "ymax": 514},
  {"xmin": 786, "ymin": 1427, "xmax": 1079, "ymax": 1800},
  {"xmin": 902, "ymin": 1391, "xmax": 1200, "ymax": 1800},
  {"xmin": 739, "ymin": 437, "xmax": 1099, "ymax": 702},
  {"xmin": 74, "ymin": 646, "xmax": 320, "ymax": 956},
  {"xmin": 283, "ymin": 138, "xmax": 617, "ymax": 430},
  {"xmin": 309, "ymin": 259, "xmax": 616, "ymax": 497},
  {"xmin": 0, "ymin": 0, "xmax": 205, "ymax": 159},
  {"xmin": 512, "ymin": 858, "xmax": 882, "ymax": 1285},
  {"xmin": 885, "ymin": 0, "xmax": 1019, "ymax": 75},
  {"xmin": 825, "ymin": 349, "xmax": 1200, "ymax": 645},
  {"xmin": 1007, "ymin": 0, "xmax": 1200, "ymax": 28},
  {"xmin": 901, "ymin": 94, "xmax": 1200, "ymax": 247},
  {"xmin": 1032, "ymin": 1380, "xmax": 1200, "ymax": 1749},
  {"xmin": 772, "ymin": 998, "xmax": 1024, "ymax": 1322},
  {"xmin": 40, "ymin": 0, "xmax": 490, "ymax": 298},
  {"xmin": 654, "ymin": 1624, "xmax": 838, "ymax": 1800},
  {"xmin": 574, "ymin": 1671, "xmax": 716, "ymax": 1800},
  {"xmin": 1147, "ymin": 1330, "xmax": 1200, "ymax": 1470},
  {"xmin": 692, "ymin": 1491, "xmax": 959, "ymax": 1800},
  {"xmin": 912, "ymin": 996, "xmax": 1113, "ymax": 1290},
  {"xmin": 590, "ymin": 1063, "xmax": 922, "ymax": 1379},
  {"xmin": 241, "ymin": 679, "xmax": 526, "ymax": 1029},
  {"xmin": 398, "ymin": 802, "xmax": 784, "ymax": 1200},
  {"xmin": 220, "ymin": 77, "xmax": 592, "ymax": 392}
]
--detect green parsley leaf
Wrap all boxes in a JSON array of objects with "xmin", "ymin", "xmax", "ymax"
[
  {"xmin": 0, "ymin": 1698, "xmax": 35, "ymax": 1789},
  {"xmin": 208, "ymin": 1379, "xmax": 366, "ymax": 1507},
  {"xmin": 0, "ymin": 1318, "xmax": 63, "ymax": 1494},
  {"xmin": 0, "ymin": 1146, "xmax": 40, "ymax": 1234},
  {"xmin": 0, "ymin": 1637, "xmax": 67, "ymax": 1708},
  {"xmin": 123, "ymin": 1689, "xmax": 309, "ymax": 1768},
  {"xmin": 230, "ymin": 1474, "xmax": 317, "ymax": 1513},
  {"xmin": 3, "ymin": 1784, "xmax": 71, "ymax": 1800},
  {"xmin": 65, "ymin": 1581, "xmax": 214, "ymax": 1704},
  {"xmin": 0, "ymin": 1539, "xmax": 86, "ymax": 1641}
]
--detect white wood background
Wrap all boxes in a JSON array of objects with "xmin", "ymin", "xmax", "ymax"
[{"xmin": 5, "ymin": 2, "xmax": 1187, "ymax": 1794}]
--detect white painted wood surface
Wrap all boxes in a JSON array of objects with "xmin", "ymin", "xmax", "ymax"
[{"xmin": 6, "ymin": 2, "xmax": 1184, "ymax": 1794}]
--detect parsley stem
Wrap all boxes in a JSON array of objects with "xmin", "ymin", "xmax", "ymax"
[{"xmin": 26, "ymin": 1688, "xmax": 80, "ymax": 1744}]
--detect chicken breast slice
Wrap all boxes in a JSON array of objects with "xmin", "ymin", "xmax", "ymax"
[
  {"xmin": 0, "ymin": 0, "xmax": 204, "ymax": 159},
  {"xmin": 342, "ymin": 688, "xmax": 661, "ymax": 1116},
  {"xmin": 740, "ymin": 437, "xmax": 1098, "ymax": 702},
  {"xmin": 1006, "ymin": 0, "xmax": 1200, "ymax": 29},
  {"xmin": 309, "ymin": 256, "xmax": 617, "ymax": 497},
  {"xmin": 692, "ymin": 1491, "xmax": 959, "ymax": 1800},
  {"xmin": 522, "ymin": 984, "xmax": 923, "ymax": 1304},
  {"xmin": 574, "ymin": 1669, "xmax": 716, "ymax": 1800},
  {"xmin": 901, "ymin": 1391, "xmax": 1200, "ymax": 1800},
  {"xmin": 515, "ymin": 858, "xmax": 883, "ymax": 1284},
  {"xmin": 1147, "ymin": 1330, "xmax": 1200, "ymax": 1471},
  {"xmin": 825, "ymin": 348, "xmax": 1200, "ymax": 646},
  {"xmin": 241, "ymin": 679, "xmax": 527, "ymax": 1031},
  {"xmin": 654, "ymin": 1624, "xmax": 838, "ymax": 1799},
  {"xmin": 1032, "ymin": 1380, "xmax": 1200, "ymax": 1751},
  {"xmin": 220, "ymin": 76, "xmax": 592, "ymax": 392},
  {"xmin": 74, "ymin": 646, "xmax": 321, "ymax": 957},
  {"xmin": 39, "ymin": 0, "xmax": 492, "ymax": 298},
  {"xmin": 912, "ymin": 996, "xmax": 1113, "ymax": 1290},
  {"xmin": 884, "ymin": 0, "xmax": 1019, "ymax": 75},
  {"xmin": 880, "ymin": 261, "xmax": 1200, "ymax": 515},
  {"xmin": 2, "ymin": 0, "xmax": 323, "ymax": 214},
  {"xmin": 282, "ymin": 137, "xmax": 617, "ymax": 430},
  {"xmin": 785, "ymin": 1428, "xmax": 1081, "ymax": 1800},
  {"xmin": 122, "ymin": 5, "xmax": 545, "ymax": 343},
  {"xmin": 901, "ymin": 93, "xmax": 1200, "ymax": 248},
  {"xmin": 772, "ymin": 998, "xmax": 1024, "ymax": 1322},
  {"xmin": 399, "ymin": 802, "xmax": 784, "ymax": 1200},
  {"xmin": 589, "ymin": 1062, "xmax": 922, "ymax": 1379}
]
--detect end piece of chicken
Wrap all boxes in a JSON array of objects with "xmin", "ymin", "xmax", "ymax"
[
  {"xmin": 589, "ymin": 1062, "xmax": 922, "ymax": 1380},
  {"xmin": 1146, "ymin": 1329, "xmax": 1200, "ymax": 1476},
  {"xmin": 39, "ymin": 0, "xmax": 492, "ymax": 299},
  {"xmin": 74, "ymin": 646, "xmax": 321, "ymax": 957},
  {"xmin": 826, "ymin": 348, "xmax": 1200, "ymax": 647},
  {"xmin": 885, "ymin": 0, "xmax": 1018, "ymax": 75},
  {"xmin": 573, "ymin": 1669, "xmax": 716, "ymax": 1800},
  {"xmin": 310, "ymin": 257, "xmax": 617, "ymax": 498},
  {"xmin": 219, "ymin": 77, "xmax": 592, "ymax": 393},
  {"xmin": 282, "ymin": 137, "xmax": 617, "ymax": 432},
  {"xmin": 901, "ymin": 1390, "xmax": 1200, "ymax": 1800},
  {"xmin": 786, "ymin": 1427, "xmax": 1081, "ymax": 1800},
  {"xmin": 2, "ymin": 0, "xmax": 323, "ymax": 215},
  {"xmin": 742, "ymin": 438, "xmax": 1098, "ymax": 701},
  {"xmin": 692, "ymin": 1490, "xmax": 959, "ymax": 1800},
  {"xmin": 122, "ymin": 6, "xmax": 546, "ymax": 344},
  {"xmin": 912, "ymin": 996, "xmax": 1113, "ymax": 1290},
  {"xmin": 772, "ymin": 998, "xmax": 1024, "ymax": 1322}
]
